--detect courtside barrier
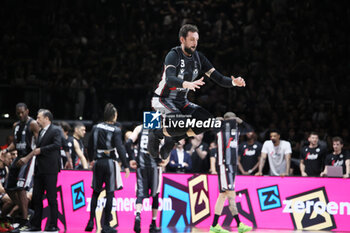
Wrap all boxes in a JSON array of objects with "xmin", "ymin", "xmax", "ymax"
[{"xmin": 45, "ymin": 170, "xmax": 350, "ymax": 231}]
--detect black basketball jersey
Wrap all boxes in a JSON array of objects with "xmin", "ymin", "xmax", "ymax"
[
  {"xmin": 88, "ymin": 122, "xmax": 128, "ymax": 168},
  {"xmin": 60, "ymin": 133, "xmax": 73, "ymax": 156},
  {"xmin": 13, "ymin": 117, "xmax": 34, "ymax": 157},
  {"xmin": 216, "ymin": 120, "xmax": 240, "ymax": 167},
  {"xmin": 136, "ymin": 127, "xmax": 159, "ymax": 168},
  {"xmin": 71, "ymin": 137, "xmax": 84, "ymax": 169},
  {"xmin": 154, "ymin": 46, "xmax": 213, "ymax": 100},
  {"xmin": 65, "ymin": 136, "xmax": 74, "ymax": 155}
]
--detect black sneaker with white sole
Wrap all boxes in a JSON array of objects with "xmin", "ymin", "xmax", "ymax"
[
  {"xmin": 134, "ymin": 215, "xmax": 141, "ymax": 233},
  {"xmin": 101, "ymin": 225, "xmax": 116, "ymax": 233},
  {"xmin": 149, "ymin": 223, "xmax": 161, "ymax": 233}
]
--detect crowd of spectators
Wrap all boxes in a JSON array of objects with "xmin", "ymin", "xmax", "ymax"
[{"xmin": 0, "ymin": 0, "xmax": 349, "ymax": 150}]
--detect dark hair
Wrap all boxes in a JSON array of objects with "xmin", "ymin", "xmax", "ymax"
[
  {"xmin": 16, "ymin": 102, "xmax": 28, "ymax": 110},
  {"xmin": 270, "ymin": 129, "xmax": 280, "ymax": 135},
  {"xmin": 74, "ymin": 122, "xmax": 85, "ymax": 130},
  {"xmin": 104, "ymin": 103, "xmax": 117, "ymax": 122},
  {"xmin": 332, "ymin": 136, "xmax": 343, "ymax": 145},
  {"xmin": 179, "ymin": 24, "xmax": 199, "ymax": 39},
  {"xmin": 38, "ymin": 109, "xmax": 53, "ymax": 121},
  {"xmin": 60, "ymin": 121, "xmax": 71, "ymax": 132},
  {"xmin": 309, "ymin": 131, "xmax": 319, "ymax": 137}
]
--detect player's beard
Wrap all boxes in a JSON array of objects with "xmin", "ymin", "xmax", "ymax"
[{"xmin": 184, "ymin": 46, "xmax": 195, "ymax": 55}]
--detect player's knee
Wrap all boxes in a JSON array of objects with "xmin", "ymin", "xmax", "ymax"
[
  {"xmin": 186, "ymin": 129, "xmax": 196, "ymax": 137},
  {"xmin": 136, "ymin": 196, "xmax": 144, "ymax": 204},
  {"xmin": 163, "ymin": 128, "xmax": 171, "ymax": 137},
  {"xmin": 218, "ymin": 192, "xmax": 227, "ymax": 199},
  {"xmin": 226, "ymin": 190, "xmax": 236, "ymax": 198}
]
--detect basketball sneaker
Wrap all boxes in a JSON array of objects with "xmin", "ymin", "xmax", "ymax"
[
  {"xmin": 238, "ymin": 222, "xmax": 252, "ymax": 233},
  {"xmin": 209, "ymin": 224, "xmax": 229, "ymax": 233}
]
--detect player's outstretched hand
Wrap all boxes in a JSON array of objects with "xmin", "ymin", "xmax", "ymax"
[
  {"xmin": 231, "ymin": 76, "xmax": 246, "ymax": 87},
  {"xmin": 183, "ymin": 77, "xmax": 205, "ymax": 91}
]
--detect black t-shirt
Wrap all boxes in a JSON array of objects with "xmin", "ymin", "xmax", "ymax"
[
  {"xmin": 72, "ymin": 137, "xmax": 85, "ymax": 169},
  {"xmin": 65, "ymin": 136, "xmax": 74, "ymax": 155},
  {"xmin": 185, "ymin": 142, "xmax": 210, "ymax": 173},
  {"xmin": 60, "ymin": 134, "xmax": 74, "ymax": 156},
  {"xmin": 238, "ymin": 141, "xmax": 262, "ymax": 172},
  {"xmin": 300, "ymin": 145, "xmax": 327, "ymax": 176},
  {"xmin": 324, "ymin": 152, "xmax": 349, "ymax": 174}
]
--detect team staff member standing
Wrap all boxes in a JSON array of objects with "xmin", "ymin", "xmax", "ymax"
[
  {"xmin": 85, "ymin": 103, "xmax": 130, "ymax": 233},
  {"xmin": 320, "ymin": 137, "xmax": 350, "ymax": 178},
  {"xmin": 17, "ymin": 109, "xmax": 61, "ymax": 232},
  {"xmin": 300, "ymin": 132, "xmax": 327, "ymax": 177},
  {"xmin": 255, "ymin": 130, "xmax": 292, "ymax": 176},
  {"xmin": 2, "ymin": 103, "xmax": 40, "ymax": 231},
  {"xmin": 238, "ymin": 130, "xmax": 262, "ymax": 175},
  {"xmin": 148, "ymin": 24, "xmax": 246, "ymax": 159}
]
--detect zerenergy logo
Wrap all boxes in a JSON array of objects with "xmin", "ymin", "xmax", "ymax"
[
  {"xmin": 282, "ymin": 187, "xmax": 340, "ymax": 230},
  {"xmin": 283, "ymin": 199, "xmax": 350, "ymax": 215}
]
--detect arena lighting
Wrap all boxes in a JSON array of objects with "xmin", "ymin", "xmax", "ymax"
[
  {"xmin": 2, "ymin": 113, "xmax": 9, "ymax": 118},
  {"xmin": 79, "ymin": 116, "xmax": 83, "ymax": 120}
]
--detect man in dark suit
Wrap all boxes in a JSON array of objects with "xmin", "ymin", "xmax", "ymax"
[
  {"xmin": 168, "ymin": 139, "xmax": 192, "ymax": 173},
  {"xmin": 17, "ymin": 109, "xmax": 61, "ymax": 232}
]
